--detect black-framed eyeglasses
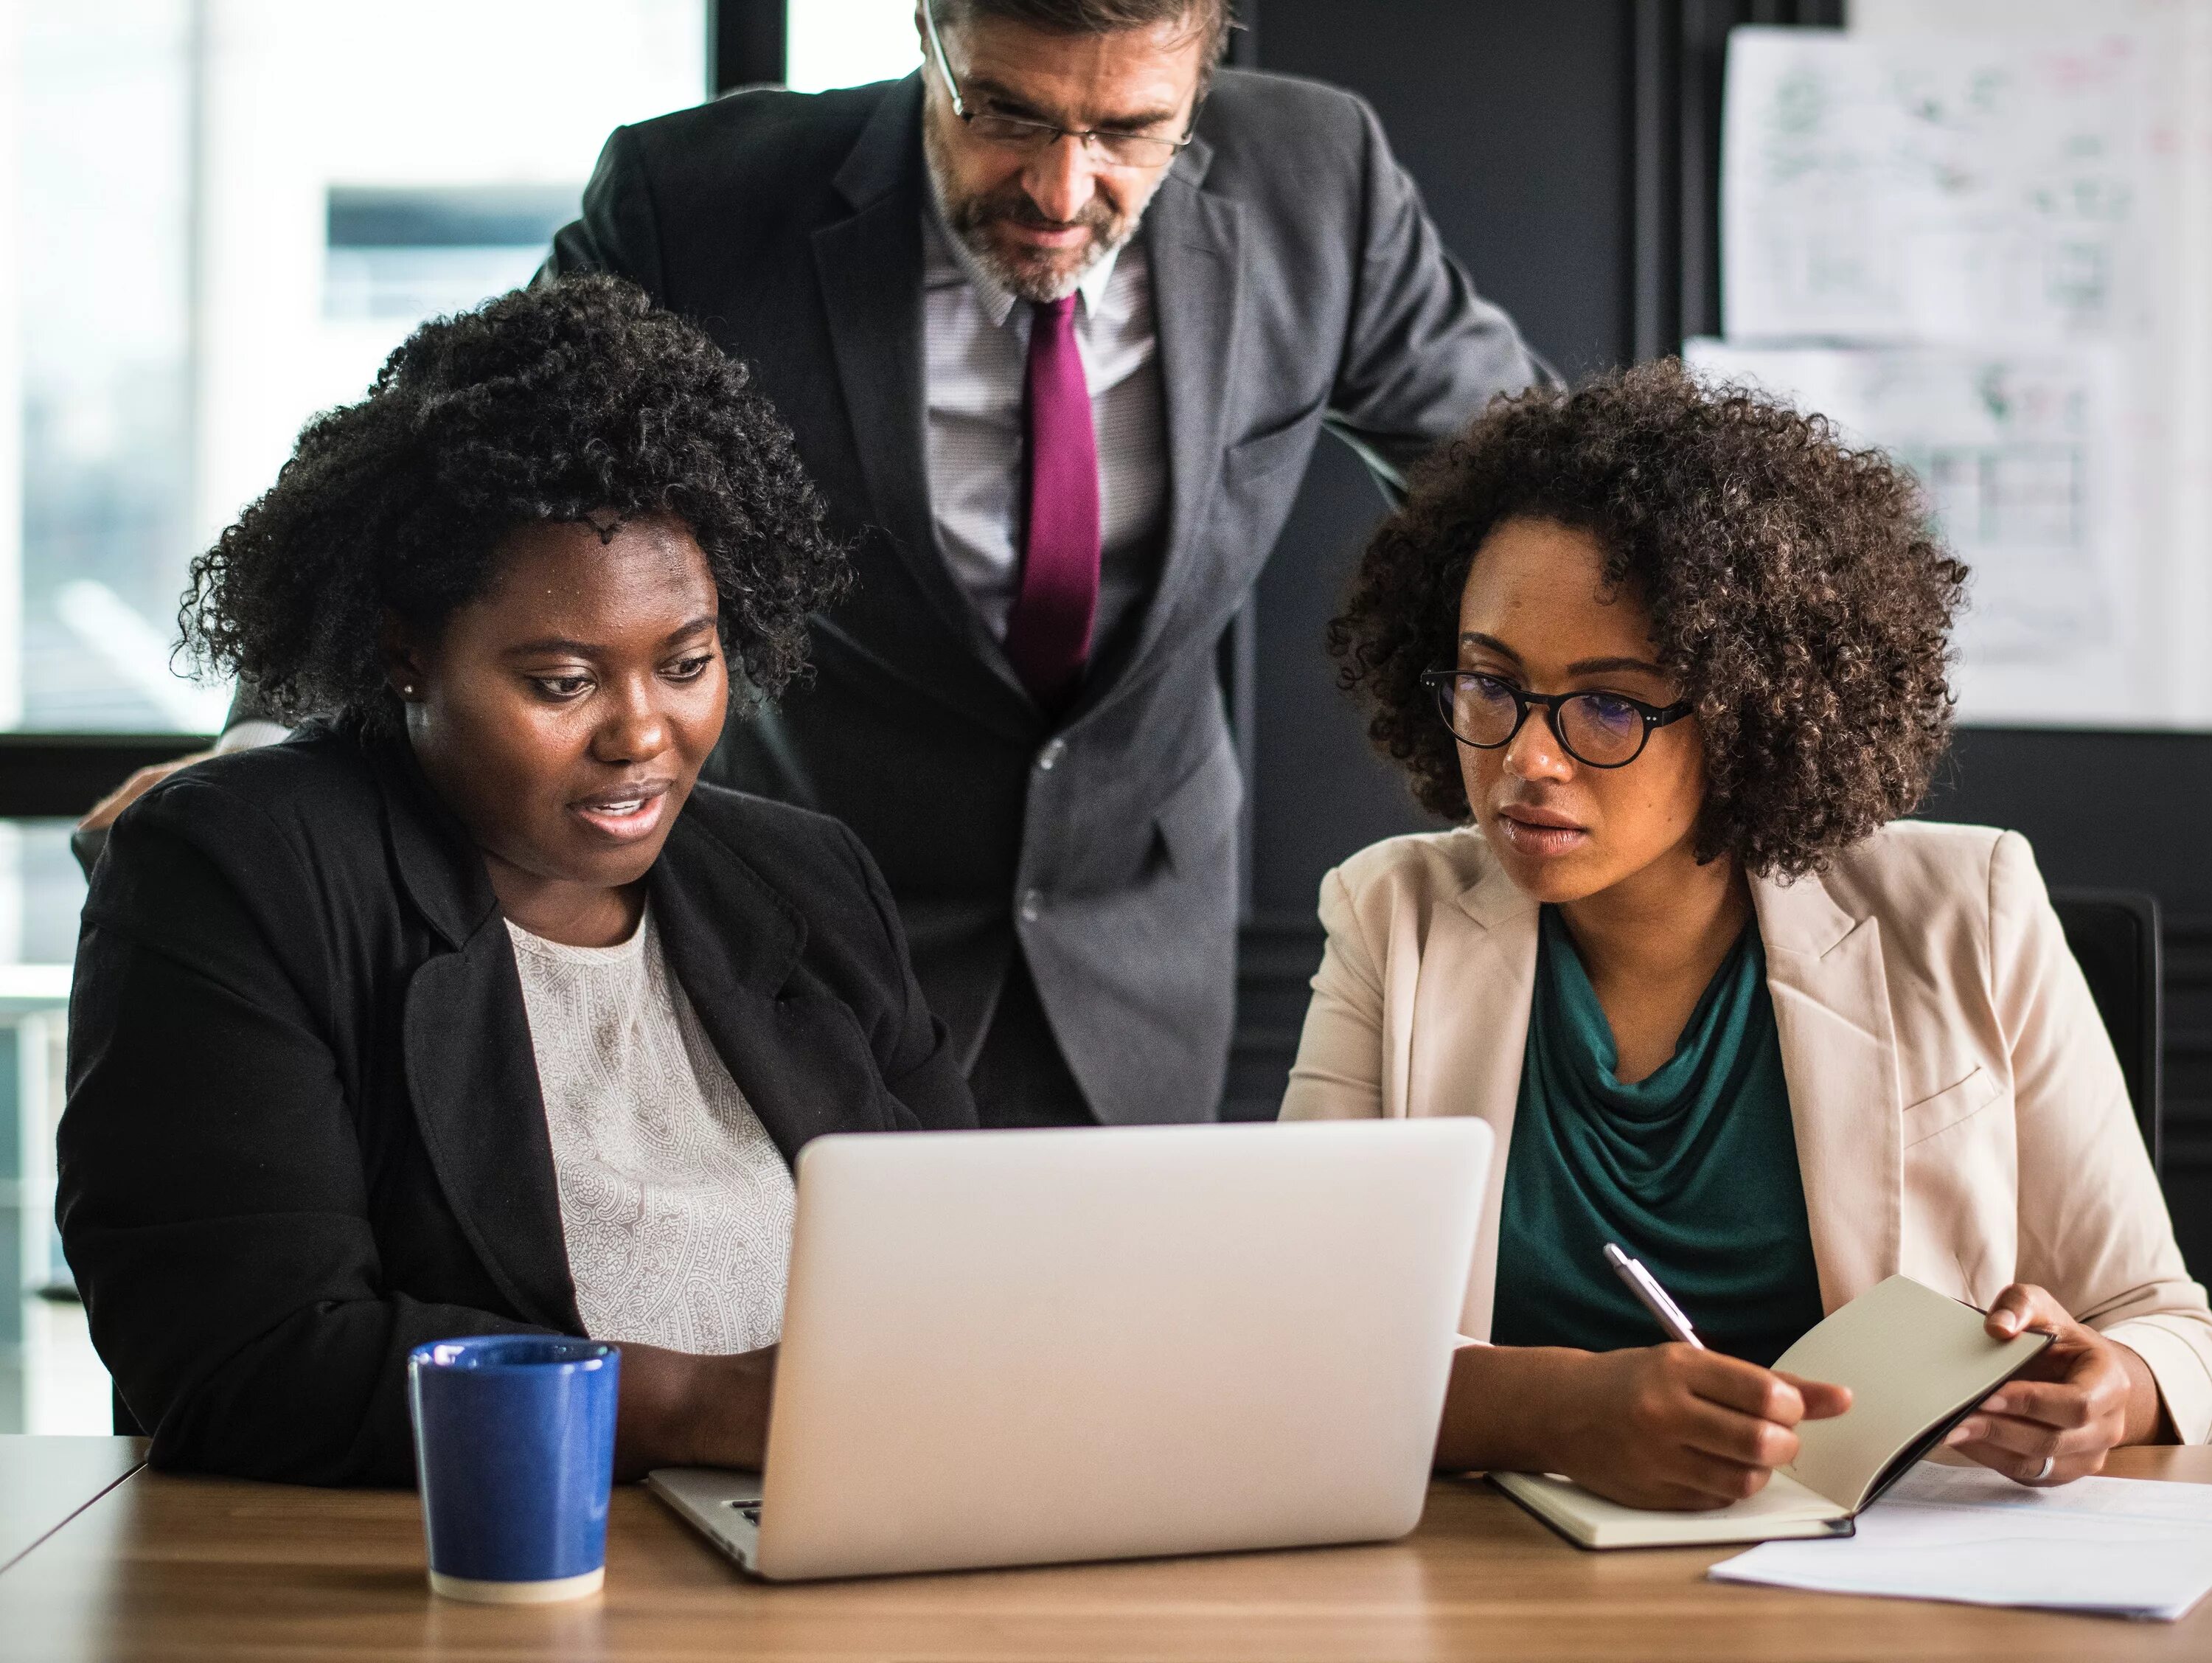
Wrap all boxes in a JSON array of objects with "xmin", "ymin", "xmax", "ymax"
[
  {"xmin": 921, "ymin": 0, "xmax": 1199, "ymax": 169},
  {"xmin": 1419, "ymin": 669, "xmax": 1693, "ymax": 770}
]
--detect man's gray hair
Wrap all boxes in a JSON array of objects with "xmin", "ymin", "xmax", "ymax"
[{"xmin": 935, "ymin": 0, "xmax": 1232, "ymax": 66}]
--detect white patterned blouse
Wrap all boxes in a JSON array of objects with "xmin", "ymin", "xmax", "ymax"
[{"xmin": 506, "ymin": 904, "xmax": 795, "ymax": 1355}]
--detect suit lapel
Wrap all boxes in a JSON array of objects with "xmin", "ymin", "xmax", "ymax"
[
  {"xmin": 812, "ymin": 76, "xmax": 1020, "ymax": 689},
  {"xmin": 1079, "ymin": 143, "xmax": 1242, "ymax": 712},
  {"xmin": 1756, "ymin": 872, "xmax": 1904, "ymax": 1313},
  {"xmin": 1426, "ymin": 857, "xmax": 1540, "ymax": 1340},
  {"xmin": 403, "ymin": 931, "xmax": 580, "ymax": 1333},
  {"xmin": 650, "ymin": 813, "xmax": 902, "ymax": 1160},
  {"xmin": 378, "ymin": 745, "xmax": 579, "ymax": 1333}
]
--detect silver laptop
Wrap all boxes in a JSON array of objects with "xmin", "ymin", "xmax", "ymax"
[{"xmin": 648, "ymin": 1117, "xmax": 1492, "ymax": 1581}]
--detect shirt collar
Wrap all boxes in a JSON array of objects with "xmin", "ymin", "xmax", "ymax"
[{"xmin": 924, "ymin": 146, "xmax": 1124, "ymax": 327}]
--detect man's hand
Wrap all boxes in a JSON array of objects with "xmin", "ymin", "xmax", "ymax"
[
  {"xmin": 77, "ymin": 753, "xmax": 212, "ymax": 834},
  {"xmin": 1946, "ymin": 1282, "xmax": 2166, "ymax": 1485}
]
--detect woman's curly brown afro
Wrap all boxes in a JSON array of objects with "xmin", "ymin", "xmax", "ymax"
[
  {"xmin": 1327, "ymin": 359, "xmax": 1969, "ymax": 880},
  {"xmin": 181, "ymin": 274, "xmax": 846, "ymax": 732}
]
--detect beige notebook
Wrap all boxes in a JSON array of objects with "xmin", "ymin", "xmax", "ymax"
[{"xmin": 1492, "ymin": 1275, "xmax": 2052, "ymax": 1549}]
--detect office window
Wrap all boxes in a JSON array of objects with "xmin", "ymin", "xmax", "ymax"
[
  {"xmin": 323, "ymin": 186, "xmax": 583, "ymax": 324},
  {"xmin": 8, "ymin": 0, "xmax": 704, "ymax": 737},
  {"xmin": 786, "ymin": 0, "xmax": 919, "ymax": 94},
  {"xmin": 0, "ymin": 824, "xmax": 88, "ymax": 1431},
  {"xmin": 11, "ymin": 3, "xmax": 196, "ymax": 732},
  {"xmin": 2, "ymin": 0, "xmax": 705, "ymax": 1432}
]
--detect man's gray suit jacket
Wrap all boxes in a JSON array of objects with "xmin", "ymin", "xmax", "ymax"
[{"xmin": 549, "ymin": 69, "xmax": 1541, "ymax": 1126}]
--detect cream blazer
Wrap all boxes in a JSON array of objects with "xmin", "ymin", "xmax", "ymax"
[{"xmin": 1280, "ymin": 821, "xmax": 2212, "ymax": 1444}]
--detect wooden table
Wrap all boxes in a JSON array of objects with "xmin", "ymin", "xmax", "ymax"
[
  {"xmin": 0, "ymin": 1436, "xmax": 145, "ymax": 1575},
  {"xmin": 2, "ymin": 1442, "xmax": 2208, "ymax": 1661}
]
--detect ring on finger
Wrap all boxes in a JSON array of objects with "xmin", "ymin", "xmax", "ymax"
[{"xmin": 2031, "ymin": 1454, "xmax": 2055, "ymax": 1482}]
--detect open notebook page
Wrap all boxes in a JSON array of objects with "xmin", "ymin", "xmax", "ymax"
[{"xmin": 1775, "ymin": 1277, "xmax": 2049, "ymax": 1513}]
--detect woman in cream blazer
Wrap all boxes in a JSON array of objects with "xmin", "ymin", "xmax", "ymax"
[{"xmin": 1290, "ymin": 363, "xmax": 2212, "ymax": 1510}]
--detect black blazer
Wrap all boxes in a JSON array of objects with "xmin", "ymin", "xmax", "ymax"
[{"xmin": 58, "ymin": 722, "xmax": 974, "ymax": 1486}]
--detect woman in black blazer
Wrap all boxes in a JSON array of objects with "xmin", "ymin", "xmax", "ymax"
[{"xmin": 59, "ymin": 277, "xmax": 975, "ymax": 1487}]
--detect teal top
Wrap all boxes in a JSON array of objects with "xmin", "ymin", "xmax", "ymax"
[{"xmin": 1490, "ymin": 906, "xmax": 1825, "ymax": 1367}]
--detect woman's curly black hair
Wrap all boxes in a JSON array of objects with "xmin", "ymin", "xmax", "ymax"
[
  {"xmin": 1328, "ymin": 359, "xmax": 1969, "ymax": 879},
  {"xmin": 181, "ymin": 274, "xmax": 846, "ymax": 729}
]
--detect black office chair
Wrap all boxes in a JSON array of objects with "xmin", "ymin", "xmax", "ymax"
[{"xmin": 2049, "ymin": 888, "xmax": 2163, "ymax": 1173}]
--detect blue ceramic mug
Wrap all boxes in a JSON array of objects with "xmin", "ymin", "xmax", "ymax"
[{"xmin": 407, "ymin": 1336, "xmax": 620, "ymax": 1603}]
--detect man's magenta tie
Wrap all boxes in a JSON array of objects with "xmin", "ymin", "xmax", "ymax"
[{"xmin": 1004, "ymin": 294, "xmax": 1099, "ymax": 708}]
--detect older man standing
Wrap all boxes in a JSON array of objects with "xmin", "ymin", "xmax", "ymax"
[
  {"xmin": 539, "ymin": 0, "xmax": 1543, "ymax": 1129},
  {"xmin": 533, "ymin": 0, "xmax": 1540, "ymax": 1132},
  {"xmin": 83, "ymin": 2, "xmax": 1539, "ymax": 1125}
]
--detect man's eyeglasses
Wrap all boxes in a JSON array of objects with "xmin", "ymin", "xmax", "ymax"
[
  {"xmin": 921, "ymin": 0, "xmax": 1198, "ymax": 169},
  {"xmin": 1419, "ymin": 670, "xmax": 1693, "ymax": 770}
]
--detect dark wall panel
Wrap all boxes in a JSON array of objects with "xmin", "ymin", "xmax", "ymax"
[
  {"xmin": 1249, "ymin": 0, "xmax": 1634, "ymax": 918},
  {"xmin": 1255, "ymin": 0, "xmax": 1635, "ymax": 381},
  {"xmin": 1919, "ymin": 728, "xmax": 2212, "ymax": 1272},
  {"xmin": 1921, "ymin": 730, "xmax": 2212, "ymax": 920},
  {"xmin": 709, "ymin": 0, "xmax": 785, "ymax": 94}
]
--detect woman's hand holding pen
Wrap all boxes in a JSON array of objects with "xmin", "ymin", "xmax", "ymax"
[
  {"xmin": 1945, "ymin": 1282, "xmax": 2169, "ymax": 1486},
  {"xmin": 1551, "ymin": 1346, "xmax": 1852, "ymax": 1510},
  {"xmin": 1521, "ymin": 1241, "xmax": 1848, "ymax": 1508},
  {"xmin": 1432, "ymin": 1343, "xmax": 1850, "ymax": 1509}
]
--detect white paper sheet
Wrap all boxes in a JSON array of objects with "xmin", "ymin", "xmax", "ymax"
[
  {"xmin": 1683, "ymin": 339, "xmax": 2138, "ymax": 725},
  {"xmin": 1710, "ymin": 1462, "xmax": 2212, "ymax": 1622},
  {"xmin": 1722, "ymin": 28, "xmax": 2152, "ymax": 347},
  {"xmin": 1714, "ymin": 12, "xmax": 2212, "ymax": 729}
]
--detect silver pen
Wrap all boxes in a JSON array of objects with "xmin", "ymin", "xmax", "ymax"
[{"xmin": 1602, "ymin": 1242, "xmax": 1707, "ymax": 1350}]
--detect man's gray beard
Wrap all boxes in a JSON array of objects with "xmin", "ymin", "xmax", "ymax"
[
  {"xmin": 964, "ymin": 222, "xmax": 1124, "ymax": 305},
  {"xmin": 922, "ymin": 117, "xmax": 1141, "ymax": 304}
]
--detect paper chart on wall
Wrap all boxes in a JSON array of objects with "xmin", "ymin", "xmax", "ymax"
[
  {"xmin": 1711, "ymin": 17, "xmax": 2212, "ymax": 729},
  {"xmin": 1722, "ymin": 27, "xmax": 2153, "ymax": 347},
  {"xmin": 1684, "ymin": 340, "xmax": 2138, "ymax": 727}
]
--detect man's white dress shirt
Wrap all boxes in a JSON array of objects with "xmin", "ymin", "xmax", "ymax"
[{"xmin": 922, "ymin": 203, "xmax": 1169, "ymax": 654}]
